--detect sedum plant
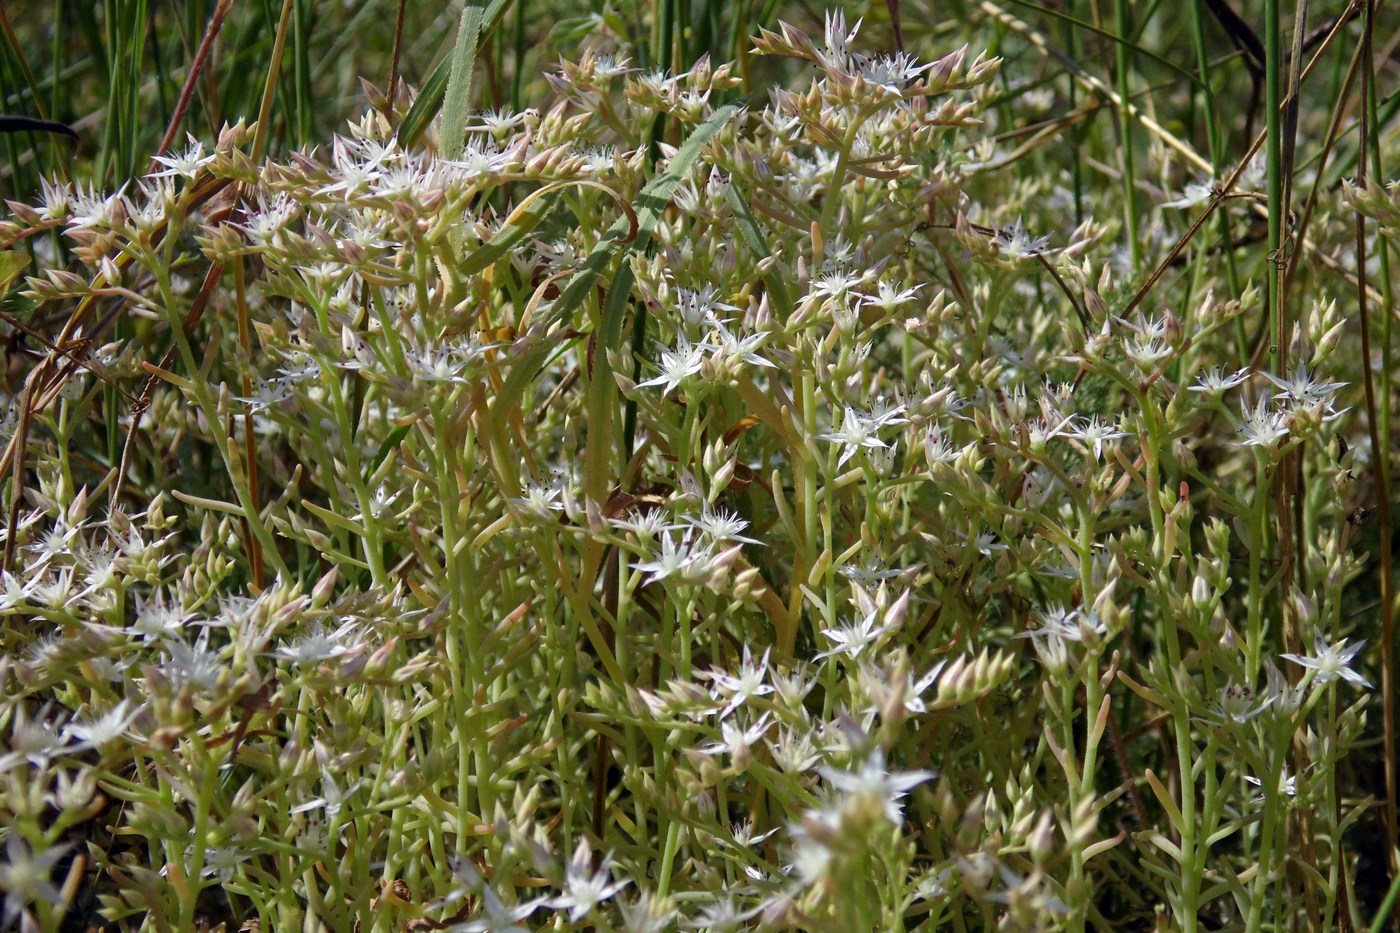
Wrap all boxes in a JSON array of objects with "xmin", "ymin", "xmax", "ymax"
[{"xmin": 0, "ymin": 6, "xmax": 1390, "ymax": 932}]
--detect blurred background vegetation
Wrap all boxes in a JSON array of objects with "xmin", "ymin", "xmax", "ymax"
[
  {"xmin": 2, "ymin": 0, "xmax": 1399, "ymax": 923},
  {"xmin": 0, "ymin": 0, "xmax": 1382, "ymax": 187}
]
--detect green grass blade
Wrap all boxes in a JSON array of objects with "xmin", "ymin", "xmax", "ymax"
[
  {"xmin": 396, "ymin": 0, "xmax": 512, "ymax": 150},
  {"xmin": 290, "ymin": 0, "xmax": 314, "ymax": 148},
  {"xmin": 396, "ymin": 50, "xmax": 454, "ymax": 148},
  {"xmin": 457, "ymin": 201, "xmax": 550, "ymax": 277},
  {"xmin": 1113, "ymin": 0, "xmax": 1141, "ymax": 270},
  {"xmin": 439, "ymin": 3, "xmax": 484, "ymax": 159},
  {"xmin": 727, "ymin": 179, "xmax": 792, "ymax": 321},
  {"xmin": 1369, "ymin": 861, "xmax": 1400, "ymax": 932},
  {"xmin": 363, "ymin": 424, "xmax": 411, "ymax": 484},
  {"xmin": 590, "ymin": 100, "xmax": 745, "ymax": 350}
]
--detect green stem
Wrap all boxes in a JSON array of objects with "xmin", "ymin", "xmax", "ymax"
[
  {"xmin": 1246, "ymin": 452, "xmax": 1270, "ymax": 682},
  {"xmin": 818, "ymin": 105, "xmax": 869, "ymax": 240},
  {"xmin": 1263, "ymin": 0, "xmax": 1284, "ymax": 375},
  {"xmin": 1113, "ymin": 0, "xmax": 1140, "ymax": 270}
]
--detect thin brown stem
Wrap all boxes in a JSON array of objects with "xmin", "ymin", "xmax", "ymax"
[
  {"xmin": 386, "ymin": 0, "xmax": 409, "ymax": 117},
  {"xmin": 148, "ymin": 0, "xmax": 235, "ymax": 169}
]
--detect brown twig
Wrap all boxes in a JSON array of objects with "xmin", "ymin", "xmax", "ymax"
[
  {"xmin": 886, "ymin": 0, "xmax": 905, "ymax": 54},
  {"xmin": 386, "ymin": 0, "xmax": 409, "ymax": 118},
  {"xmin": 148, "ymin": 0, "xmax": 235, "ymax": 170},
  {"xmin": 1119, "ymin": 3, "xmax": 1361, "ymax": 326}
]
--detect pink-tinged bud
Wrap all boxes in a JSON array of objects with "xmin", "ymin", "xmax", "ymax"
[
  {"xmin": 1217, "ymin": 616, "xmax": 1237, "ymax": 651},
  {"xmin": 1174, "ymin": 439, "xmax": 1198, "ymax": 473},
  {"xmin": 967, "ymin": 53, "xmax": 1002, "ymax": 84},
  {"xmin": 311, "ymin": 567, "xmax": 339, "ymax": 606},
  {"xmin": 98, "ymin": 256, "xmax": 122, "ymax": 287},
  {"xmin": 6, "ymin": 200, "xmax": 41, "ymax": 224},
  {"xmin": 1029, "ymin": 812, "xmax": 1056, "ymax": 866},
  {"xmin": 45, "ymin": 268, "xmax": 89, "ymax": 297},
  {"xmin": 928, "ymin": 46, "xmax": 967, "ymax": 88},
  {"xmin": 197, "ymin": 223, "xmax": 247, "ymax": 263},
  {"xmin": 1160, "ymin": 309, "xmax": 1182, "ymax": 345},
  {"xmin": 363, "ymin": 637, "xmax": 400, "ymax": 678},
  {"xmin": 524, "ymin": 148, "xmax": 554, "ymax": 175},
  {"xmin": 1191, "ymin": 573, "xmax": 1212, "ymax": 610}
]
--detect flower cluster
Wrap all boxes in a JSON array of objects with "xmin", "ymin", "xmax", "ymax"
[{"xmin": 0, "ymin": 6, "xmax": 1383, "ymax": 932}]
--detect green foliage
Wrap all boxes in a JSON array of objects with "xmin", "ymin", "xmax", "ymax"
[{"xmin": 0, "ymin": 2, "xmax": 1396, "ymax": 931}]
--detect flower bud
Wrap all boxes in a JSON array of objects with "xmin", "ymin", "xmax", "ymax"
[
  {"xmin": 1174, "ymin": 439, "xmax": 1198, "ymax": 473},
  {"xmin": 1191, "ymin": 573, "xmax": 1212, "ymax": 611},
  {"xmin": 1028, "ymin": 812, "xmax": 1056, "ymax": 866}
]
